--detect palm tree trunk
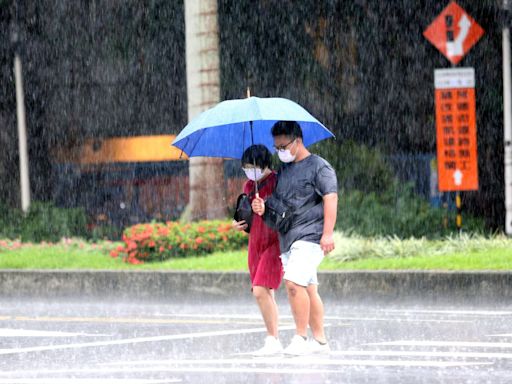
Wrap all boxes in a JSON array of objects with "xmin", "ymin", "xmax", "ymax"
[{"xmin": 183, "ymin": 0, "xmax": 226, "ymax": 221}]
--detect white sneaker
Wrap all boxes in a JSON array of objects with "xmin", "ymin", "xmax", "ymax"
[
  {"xmin": 283, "ymin": 335, "xmax": 310, "ymax": 356},
  {"xmin": 252, "ymin": 336, "xmax": 283, "ymax": 356},
  {"xmin": 308, "ymin": 338, "xmax": 331, "ymax": 354}
]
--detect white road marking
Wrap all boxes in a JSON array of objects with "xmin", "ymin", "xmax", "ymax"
[
  {"xmin": 98, "ymin": 357, "xmax": 489, "ymax": 368},
  {"xmin": 157, "ymin": 313, "xmax": 469, "ymax": 324},
  {"xmin": 0, "ymin": 328, "xmax": 107, "ymax": 337},
  {"xmin": 0, "ymin": 325, "xmax": 296, "ymax": 356},
  {"xmin": 385, "ymin": 309, "xmax": 512, "ymax": 316},
  {"xmin": 0, "ymin": 380, "xmax": 179, "ymax": 384},
  {"xmin": 3, "ymin": 315, "xmax": 256, "ymax": 325},
  {"xmin": 488, "ymin": 334, "xmax": 512, "ymax": 337},
  {"xmin": 0, "ymin": 359, "xmax": 489, "ymax": 378},
  {"xmin": 330, "ymin": 350, "xmax": 512, "ymax": 359},
  {"xmin": 159, "ymin": 313, "xmax": 267, "ymax": 319},
  {"xmin": 323, "ymin": 316, "xmax": 469, "ymax": 323},
  {"xmin": 367, "ymin": 340, "xmax": 512, "ymax": 348}
]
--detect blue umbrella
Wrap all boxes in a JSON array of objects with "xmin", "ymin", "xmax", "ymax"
[{"xmin": 171, "ymin": 96, "xmax": 334, "ymax": 159}]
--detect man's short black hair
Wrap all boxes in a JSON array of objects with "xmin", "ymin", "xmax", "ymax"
[
  {"xmin": 271, "ymin": 121, "xmax": 303, "ymax": 139},
  {"xmin": 241, "ymin": 144, "xmax": 272, "ymax": 169}
]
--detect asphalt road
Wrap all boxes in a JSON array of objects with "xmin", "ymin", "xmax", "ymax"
[{"xmin": 0, "ymin": 294, "xmax": 511, "ymax": 383}]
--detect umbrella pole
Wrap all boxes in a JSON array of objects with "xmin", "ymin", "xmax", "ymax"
[{"xmin": 249, "ymin": 120, "xmax": 259, "ymax": 196}]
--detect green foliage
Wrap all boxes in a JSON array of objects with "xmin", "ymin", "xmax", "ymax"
[
  {"xmin": 113, "ymin": 220, "xmax": 247, "ymax": 264},
  {"xmin": 314, "ymin": 140, "xmax": 485, "ymax": 237},
  {"xmin": 2, "ymin": 233, "xmax": 511, "ymax": 271},
  {"xmin": 89, "ymin": 225, "xmax": 123, "ymax": 242},
  {"xmin": 329, "ymin": 232, "xmax": 512, "ymax": 262},
  {"xmin": 313, "ymin": 140, "xmax": 395, "ymax": 193},
  {"xmin": 328, "ymin": 232, "xmax": 512, "ymax": 268},
  {"xmin": 337, "ymin": 184, "xmax": 485, "ymax": 238},
  {"xmin": 0, "ymin": 202, "xmax": 88, "ymax": 242},
  {"xmin": 0, "ymin": 202, "xmax": 21, "ymax": 239}
]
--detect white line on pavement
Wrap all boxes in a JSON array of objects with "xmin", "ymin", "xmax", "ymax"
[
  {"xmin": 98, "ymin": 357, "xmax": 491, "ymax": 367},
  {"xmin": 323, "ymin": 316, "xmax": 470, "ymax": 323},
  {"xmin": 366, "ymin": 340, "xmax": 512, "ymax": 348},
  {"xmin": 0, "ymin": 359, "xmax": 489, "ymax": 378},
  {"xmin": 488, "ymin": 334, "xmax": 512, "ymax": 337},
  {"xmin": 329, "ymin": 350, "xmax": 512, "ymax": 359},
  {"xmin": 0, "ymin": 380, "xmax": 179, "ymax": 384},
  {"xmin": 0, "ymin": 325, "xmax": 296, "ymax": 356},
  {"xmin": 0, "ymin": 328, "xmax": 108, "ymax": 338},
  {"xmin": 385, "ymin": 309, "xmax": 512, "ymax": 316},
  {"xmin": 156, "ymin": 313, "xmax": 469, "ymax": 323}
]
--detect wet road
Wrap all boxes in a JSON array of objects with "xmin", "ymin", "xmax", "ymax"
[{"xmin": 0, "ymin": 295, "xmax": 511, "ymax": 383}]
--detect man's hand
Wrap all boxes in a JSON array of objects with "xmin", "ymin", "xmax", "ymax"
[
  {"xmin": 251, "ymin": 193, "xmax": 265, "ymax": 216},
  {"xmin": 231, "ymin": 219, "xmax": 248, "ymax": 232},
  {"xmin": 320, "ymin": 233, "xmax": 335, "ymax": 255}
]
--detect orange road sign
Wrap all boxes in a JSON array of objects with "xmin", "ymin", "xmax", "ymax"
[
  {"xmin": 434, "ymin": 68, "xmax": 478, "ymax": 191},
  {"xmin": 423, "ymin": 1, "xmax": 484, "ymax": 65}
]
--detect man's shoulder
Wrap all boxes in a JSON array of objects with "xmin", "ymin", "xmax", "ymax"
[{"xmin": 307, "ymin": 154, "xmax": 334, "ymax": 170}]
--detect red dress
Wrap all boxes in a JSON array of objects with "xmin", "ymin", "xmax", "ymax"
[{"xmin": 244, "ymin": 171, "xmax": 283, "ymax": 290}]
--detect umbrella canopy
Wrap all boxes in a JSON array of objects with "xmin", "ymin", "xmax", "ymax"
[{"xmin": 172, "ymin": 96, "xmax": 334, "ymax": 159}]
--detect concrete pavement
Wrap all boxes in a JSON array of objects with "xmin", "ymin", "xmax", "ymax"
[{"xmin": 1, "ymin": 295, "xmax": 512, "ymax": 383}]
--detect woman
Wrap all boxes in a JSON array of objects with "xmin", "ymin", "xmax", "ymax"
[{"xmin": 232, "ymin": 144, "xmax": 283, "ymax": 356}]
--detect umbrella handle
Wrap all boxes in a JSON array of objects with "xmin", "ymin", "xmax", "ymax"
[{"xmin": 253, "ymin": 158, "xmax": 258, "ymax": 195}]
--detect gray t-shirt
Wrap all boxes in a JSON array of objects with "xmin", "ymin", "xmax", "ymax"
[{"xmin": 271, "ymin": 154, "xmax": 338, "ymax": 253}]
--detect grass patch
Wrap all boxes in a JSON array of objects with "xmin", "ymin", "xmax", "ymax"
[
  {"xmin": 322, "ymin": 248, "xmax": 512, "ymax": 270},
  {"xmin": 133, "ymin": 250, "xmax": 247, "ymax": 271},
  {"xmin": 328, "ymin": 232, "xmax": 512, "ymax": 261},
  {"xmin": 1, "ymin": 233, "xmax": 511, "ymax": 271},
  {"xmin": 0, "ymin": 245, "xmax": 248, "ymax": 271},
  {"xmin": 0, "ymin": 246, "xmax": 125, "ymax": 270}
]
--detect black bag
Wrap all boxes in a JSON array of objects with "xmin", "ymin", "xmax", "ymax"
[
  {"xmin": 234, "ymin": 193, "xmax": 253, "ymax": 233},
  {"xmin": 264, "ymin": 196, "xmax": 294, "ymax": 233},
  {"xmin": 234, "ymin": 177, "xmax": 273, "ymax": 233},
  {"xmin": 264, "ymin": 196, "xmax": 319, "ymax": 234}
]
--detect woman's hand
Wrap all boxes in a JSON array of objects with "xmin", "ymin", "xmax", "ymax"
[
  {"xmin": 232, "ymin": 219, "xmax": 248, "ymax": 232},
  {"xmin": 251, "ymin": 193, "xmax": 265, "ymax": 216}
]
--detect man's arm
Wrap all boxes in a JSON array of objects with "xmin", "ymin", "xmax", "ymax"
[{"xmin": 320, "ymin": 192, "xmax": 338, "ymax": 254}]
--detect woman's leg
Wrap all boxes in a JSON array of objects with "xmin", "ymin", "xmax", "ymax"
[{"xmin": 253, "ymin": 285, "xmax": 279, "ymax": 337}]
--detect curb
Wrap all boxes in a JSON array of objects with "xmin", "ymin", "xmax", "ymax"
[{"xmin": 0, "ymin": 270, "xmax": 511, "ymax": 303}]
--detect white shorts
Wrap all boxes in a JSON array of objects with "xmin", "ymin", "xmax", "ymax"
[{"xmin": 280, "ymin": 240, "xmax": 324, "ymax": 287}]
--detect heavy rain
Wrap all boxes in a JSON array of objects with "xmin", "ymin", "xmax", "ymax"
[{"xmin": 1, "ymin": 0, "xmax": 512, "ymax": 383}]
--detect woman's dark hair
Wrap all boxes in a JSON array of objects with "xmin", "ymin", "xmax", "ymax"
[
  {"xmin": 271, "ymin": 120, "xmax": 303, "ymax": 139},
  {"xmin": 241, "ymin": 144, "xmax": 272, "ymax": 169}
]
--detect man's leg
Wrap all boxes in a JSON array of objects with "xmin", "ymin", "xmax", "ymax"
[
  {"xmin": 253, "ymin": 286, "xmax": 279, "ymax": 337},
  {"xmin": 285, "ymin": 279, "xmax": 310, "ymax": 337},
  {"xmin": 306, "ymin": 284, "xmax": 326, "ymax": 343}
]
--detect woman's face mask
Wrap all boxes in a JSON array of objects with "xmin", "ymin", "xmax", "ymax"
[{"xmin": 243, "ymin": 167, "xmax": 265, "ymax": 181}]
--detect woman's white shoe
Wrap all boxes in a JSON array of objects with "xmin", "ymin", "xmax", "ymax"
[{"xmin": 252, "ymin": 336, "xmax": 284, "ymax": 356}]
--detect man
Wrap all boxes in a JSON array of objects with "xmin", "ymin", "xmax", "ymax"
[{"xmin": 252, "ymin": 120, "xmax": 338, "ymax": 355}]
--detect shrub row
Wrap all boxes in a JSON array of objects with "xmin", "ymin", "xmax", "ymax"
[
  {"xmin": 0, "ymin": 202, "xmax": 88, "ymax": 242},
  {"xmin": 111, "ymin": 220, "xmax": 247, "ymax": 264},
  {"xmin": 337, "ymin": 184, "xmax": 485, "ymax": 238}
]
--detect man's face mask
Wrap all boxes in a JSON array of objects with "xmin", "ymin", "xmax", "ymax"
[
  {"xmin": 276, "ymin": 139, "xmax": 297, "ymax": 163},
  {"xmin": 243, "ymin": 167, "xmax": 265, "ymax": 181}
]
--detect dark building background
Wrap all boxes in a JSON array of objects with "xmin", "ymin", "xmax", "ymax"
[{"xmin": 0, "ymin": 0, "xmax": 506, "ymax": 230}]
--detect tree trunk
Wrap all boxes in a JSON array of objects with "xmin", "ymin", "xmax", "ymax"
[{"xmin": 183, "ymin": 0, "xmax": 226, "ymax": 221}]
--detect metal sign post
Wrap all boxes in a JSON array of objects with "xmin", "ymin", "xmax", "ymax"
[
  {"xmin": 424, "ymin": 2, "xmax": 484, "ymax": 232},
  {"xmin": 502, "ymin": 10, "xmax": 512, "ymax": 235}
]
